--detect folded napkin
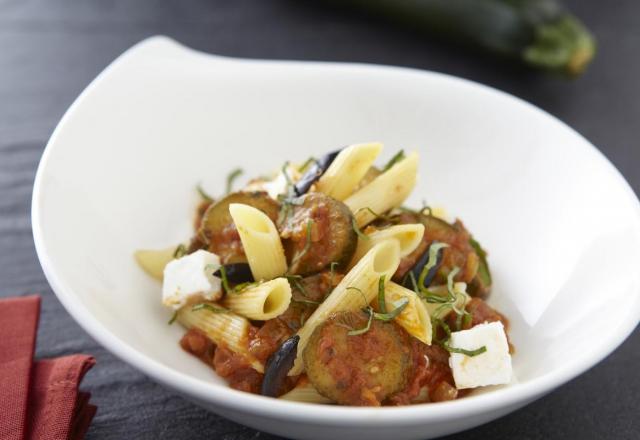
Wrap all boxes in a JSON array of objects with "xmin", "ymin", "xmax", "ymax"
[{"xmin": 0, "ymin": 295, "xmax": 96, "ymax": 440}]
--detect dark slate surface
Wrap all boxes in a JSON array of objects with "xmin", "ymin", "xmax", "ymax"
[{"xmin": 1, "ymin": 1, "xmax": 638, "ymax": 439}]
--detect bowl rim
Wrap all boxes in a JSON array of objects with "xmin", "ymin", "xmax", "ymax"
[{"xmin": 32, "ymin": 35, "xmax": 640, "ymax": 425}]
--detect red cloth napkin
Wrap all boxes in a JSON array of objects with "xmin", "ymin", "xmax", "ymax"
[{"xmin": 0, "ymin": 295, "xmax": 96, "ymax": 440}]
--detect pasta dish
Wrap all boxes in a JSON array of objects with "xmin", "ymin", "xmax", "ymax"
[{"xmin": 135, "ymin": 143, "xmax": 513, "ymax": 406}]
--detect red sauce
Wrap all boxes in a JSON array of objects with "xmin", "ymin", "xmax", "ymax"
[
  {"xmin": 281, "ymin": 198, "xmax": 335, "ymax": 273},
  {"xmin": 213, "ymin": 346, "xmax": 263, "ymax": 394},
  {"xmin": 209, "ymin": 224, "xmax": 246, "ymax": 263},
  {"xmin": 180, "ymin": 328, "xmax": 216, "ymax": 365},
  {"xmin": 387, "ymin": 339, "xmax": 458, "ymax": 405},
  {"xmin": 248, "ymin": 319, "xmax": 292, "ymax": 365}
]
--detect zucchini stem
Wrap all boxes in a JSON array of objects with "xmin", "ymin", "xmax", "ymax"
[{"xmin": 523, "ymin": 15, "xmax": 596, "ymax": 77}]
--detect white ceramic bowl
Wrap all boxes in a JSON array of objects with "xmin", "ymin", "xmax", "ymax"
[{"xmin": 32, "ymin": 36, "xmax": 640, "ymax": 440}]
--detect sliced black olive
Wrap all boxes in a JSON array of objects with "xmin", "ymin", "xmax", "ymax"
[
  {"xmin": 280, "ymin": 192, "xmax": 357, "ymax": 276},
  {"xmin": 293, "ymin": 149, "xmax": 341, "ymax": 196},
  {"xmin": 261, "ymin": 335, "xmax": 300, "ymax": 397},
  {"xmin": 213, "ymin": 263, "xmax": 254, "ymax": 283},
  {"xmin": 402, "ymin": 242, "xmax": 445, "ymax": 290}
]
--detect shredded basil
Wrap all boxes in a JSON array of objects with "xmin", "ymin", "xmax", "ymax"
[
  {"xmin": 225, "ymin": 168, "xmax": 244, "ymax": 194},
  {"xmin": 352, "ymin": 217, "xmax": 369, "ymax": 241},
  {"xmin": 289, "ymin": 219, "xmax": 313, "ymax": 269},
  {"xmin": 348, "ymin": 307, "xmax": 374, "ymax": 336},
  {"xmin": 298, "ymin": 157, "xmax": 317, "ymax": 173},
  {"xmin": 373, "ymin": 298, "xmax": 409, "ymax": 321},
  {"xmin": 281, "ymin": 162, "xmax": 295, "ymax": 188},
  {"xmin": 286, "ymin": 274, "xmax": 309, "ymax": 298},
  {"xmin": 173, "ymin": 244, "xmax": 187, "ymax": 259},
  {"xmin": 346, "ymin": 286, "xmax": 368, "ymax": 307},
  {"xmin": 463, "ymin": 312, "xmax": 473, "ymax": 328},
  {"xmin": 191, "ymin": 303, "xmax": 227, "ymax": 313},
  {"xmin": 377, "ymin": 275, "xmax": 388, "ymax": 314},
  {"xmin": 277, "ymin": 165, "xmax": 302, "ymax": 228},
  {"xmin": 277, "ymin": 195, "xmax": 300, "ymax": 229},
  {"xmin": 417, "ymin": 242, "xmax": 449, "ymax": 291},
  {"xmin": 329, "ymin": 262, "xmax": 339, "ymax": 285},
  {"xmin": 382, "ymin": 150, "xmax": 405, "ymax": 172},
  {"xmin": 446, "ymin": 267, "xmax": 465, "ymax": 315},
  {"xmin": 291, "ymin": 297, "xmax": 321, "ymax": 306},
  {"xmin": 346, "ymin": 278, "xmax": 409, "ymax": 336},
  {"xmin": 432, "ymin": 318, "xmax": 486, "ymax": 357},
  {"xmin": 217, "ymin": 265, "xmax": 232, "ymax": 294},
  {"xmin": 445, "ymin": 344, "xmax": 487, "ymax": 356},
  {"xmin": 325, "ymin": 261, "xmax": 339, "ymax": 299},
  {"xmin": 167, "ymin": 311, "xmax": 178, "ymax": 325},
  {"xmin": 196, "ymin": 183, "xmax": 214, "ymax": 202},
  {"xmin": 355, "ymin": 207, "xmax": 393, "ymax": 223},
  {"xmin": 232, "ymin": 281, "xmax": 259, "ymax": 293}
]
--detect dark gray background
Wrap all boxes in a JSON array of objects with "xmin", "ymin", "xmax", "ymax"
[{"xmin": 1, "ymin": 0, "xmax": 638, "ymax": 439}]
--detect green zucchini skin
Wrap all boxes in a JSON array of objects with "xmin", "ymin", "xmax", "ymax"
[{"xmin": 323, "ymin": 0, "xmax": 595, "ymax": 76}]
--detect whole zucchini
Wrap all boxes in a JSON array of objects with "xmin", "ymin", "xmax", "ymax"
[{"xmin": 323, "ymin": 0, "xmax": 595, "ymax": 76}]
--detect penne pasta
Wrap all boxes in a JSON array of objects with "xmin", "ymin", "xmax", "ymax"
[
  {"xmin": 349, "ymin": 223, "xmax": 425, "ymax": 268},
  {"xmin": 315, "ymin": 142, "xmax": 383, "ymax": 200},
  {"xmin": 289, "ymin": 240, "xmax": 401, "ymax": 375},
  {"xmin": 134, "ymin": 246, "xmax": 179, "ymax": 280},
  {"xmin": 279, "ymin": 378, "xmax": 333, "ymax": 404},
  {"xmin": 177, "ymin": 304, "xmax": 264, "ymax": 373},
  {"xmin": 381, "ymin": 282, "xmax": 432, "ymax": 344},
  {"xmin": 345, "ymin": 151, "xmax": 419, "ymax": 227},
  {"xmin": 222, "ymin": 278, "xmax": 292, "ymax": 320},
  {"xmin": 229, "ymin": 203, "xmax": 287, "ymax": 281}
]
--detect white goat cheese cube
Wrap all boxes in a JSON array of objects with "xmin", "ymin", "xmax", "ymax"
[
  {"xmin": 162, "ymin": 250, "xmax": 222, "ymax": 310},
  {"xmin": 448, "ymin": 321, "xmax": 512, "ymax": 389}
]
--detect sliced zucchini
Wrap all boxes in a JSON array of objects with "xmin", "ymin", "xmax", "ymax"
[
  {"xmin": 303, "ymin": 311, "xmax": 411, "ymax": 406},
  {"xmin": 199, "ymin": 191, "xmax": 279, "ymax": 263},
  {"xmin": 280, "ymin": 192, "xmax": 357, "ymax": 275},
  {"xmin": 468, "ymin": 238, "xmax": 492, "ymax": 298}
]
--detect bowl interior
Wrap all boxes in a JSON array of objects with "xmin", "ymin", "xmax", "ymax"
[{"xmin": 34, "ymin": 38, "xmax": 640, "ymax": 409}]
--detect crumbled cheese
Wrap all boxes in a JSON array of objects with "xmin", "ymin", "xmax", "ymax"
[
  {"xmin": 162, "ymin": 250, "xmax": 222, "ymax": 310},
  {"xmin": 448, "ymin": 321, "xmax": 512, "ymax": 389},
  {"xmin": 243, "ymin": 165, "xmax": 301, "ymax": 200}
]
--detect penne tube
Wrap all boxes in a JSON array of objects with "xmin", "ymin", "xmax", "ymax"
[
  {"xmin": 289, "ymin": 240, "xmax": 401, "ymax": 375},
  {"xmin": 222, "ymin": 278, "xmax": 292, "ymax": 320},
  {"xmin": 349, "ymin": 223, "xmax": 425, "ymax": 268},
  {"xmin": 315, "ymin": 142, "xmax": 383, "ymax": 200},
  {"xmin": 134, "ymin": 246, "xmax": 179, "ymax": 280},
  {"xmin": 229, "ymin": 203, "xmax": 287, "ymax": 281},
  {"xmin": 279, "ymin": 377, "xmax": 333, "ymax": 404},
  {"xmin": 379, "ymin": 282, "xmax": 432, "ymax": 345},
  {"xmin": 345, "ymin": 151, "xmax": 419, "ymax": 227},
  {"xmin": 177, "ymin": 304, "xmax": 264, "ymax": 373}
]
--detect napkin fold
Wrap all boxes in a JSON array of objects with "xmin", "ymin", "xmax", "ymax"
[{"xmin": 0, "ymin": 295, "xmax": 96, "ymax": 440}]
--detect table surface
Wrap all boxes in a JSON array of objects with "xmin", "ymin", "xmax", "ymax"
[{"xmin": 1, "ymin": 1, "xmax": 639, "ymax": 439}]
